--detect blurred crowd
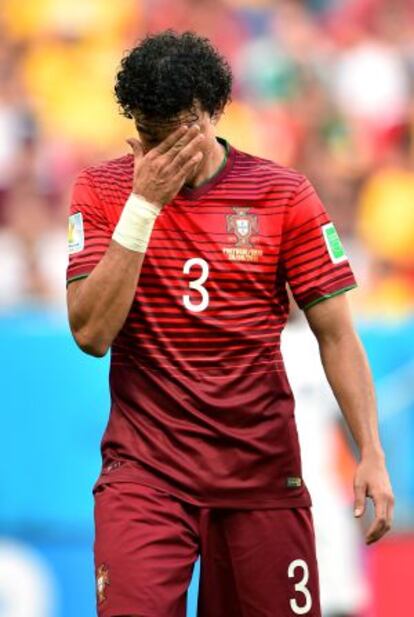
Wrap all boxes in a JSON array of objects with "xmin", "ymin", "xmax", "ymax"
[{"xmin": 0, "ymin": 0, "xmax": 413, "ymax": 316}]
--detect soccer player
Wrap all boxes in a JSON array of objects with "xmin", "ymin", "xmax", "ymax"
[{"xmin": 66, "ymin": 31, "xmax": 394, "ymax": 617}]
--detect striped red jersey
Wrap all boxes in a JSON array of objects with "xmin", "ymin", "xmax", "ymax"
[{"xmin": 67, "ymin": 139, "xmax": 357, "ymax": 508}]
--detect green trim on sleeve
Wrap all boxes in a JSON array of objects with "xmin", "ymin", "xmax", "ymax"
[
  {"xmin": 66, "ymin": 273, "xmax": 90, "ymax": 288},
  {"xmin": 303, "ymin": 284, "xmax": 357, "ymax": 311}
]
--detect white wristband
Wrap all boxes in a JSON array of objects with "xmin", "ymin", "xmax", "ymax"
[{"xmin": 112, "ymin": 193, "xmax": 161, "ymax": 253}]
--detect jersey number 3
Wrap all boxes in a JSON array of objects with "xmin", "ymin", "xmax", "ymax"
[{"xmin": 183, "ymin": 258, "xmax": 209, "ymax": 313}]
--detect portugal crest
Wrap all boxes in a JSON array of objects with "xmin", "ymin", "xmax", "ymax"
[
  {"xmin": 223, "ymin": 207, "xmax": 263, "ymax": 262},
  {"xmin": 226, "ymin": 207, "xmax": 258, "ymax": 247}
]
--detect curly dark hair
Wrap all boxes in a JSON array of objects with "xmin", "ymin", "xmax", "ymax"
[{"xmin": 114, "ymin": 31, "xmax": 232, "ymax": 122}]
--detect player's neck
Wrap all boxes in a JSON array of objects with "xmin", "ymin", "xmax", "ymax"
[{"xmin": 186, "ymin": 137, "xmax": 227, "ymax": 189}]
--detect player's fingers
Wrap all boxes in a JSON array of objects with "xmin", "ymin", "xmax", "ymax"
[
  {"xmin": 365, "ymin": 514, "xmax": 387, "ymax": 545},
  {"xmin": 353, "ymin": 481, "xmax": 366, "ymax": 518},
  {"xmin": 387, "ymin": 492, "xmax": 395, "ymax": 528},
  {"xmin": 383, "ymin": 490, "xmax": 394, "ymax": 532},
  {"xmin": 365, "ymin": 493, "xmax": 392, "ymax": 544},
  {"xmin": 178, "ymin": 151, "xmax": 204, "ymax": 177},
  {"xmin": 166, "ymin": 124, "xmax": 202, "ymax": 161},
  {"xmin": 153, "ymin": 125, "xmax": 189, "ymax": 155},
  {"xmin": 126, "ymin": 138, "xmax": 144, "ymax": 160},
  {"xmin": 168, "ymin": 133, "xmax": 205, "ymax": 171}
]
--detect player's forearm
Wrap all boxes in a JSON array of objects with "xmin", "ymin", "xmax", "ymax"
[
  {"xmin": 318, "ymin": 330, "xmax": 384, "ymax": 459},
  {"xmin": 68, "ymin": 192, "xmax": 164, "ymax": 356},
  {"xmin": 68, "ymin": 240, "xmax": 145, "ymax": 356}
]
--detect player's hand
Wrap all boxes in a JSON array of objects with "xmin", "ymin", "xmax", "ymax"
[
  {"xmin": 126, "ymin": 125, "xmax": 204, "ymax": 207},
  {"xmin": 353, "ymin": 452, "xmax": 394, "ymax": 545}
]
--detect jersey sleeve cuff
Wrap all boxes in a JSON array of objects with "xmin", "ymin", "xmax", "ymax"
[
  {"xmin": 66, "ymin": 272, "xmax": 91, "ymax": 288},
  {"xmin": 302, "ymin": 283, "xmax": 357, "ymax": 311}
]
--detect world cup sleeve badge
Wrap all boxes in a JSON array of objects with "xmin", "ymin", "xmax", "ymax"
[
  {"xmin": 321, "ymin": 222, "xmax": 347, "ymax": 264},
  {"xmin": 68, "ymin": 212, "xmax": 85, "ymax": 254},
  {"xmin": 96, "ymin": 564, "xmax": 110, "ymax": 604}
]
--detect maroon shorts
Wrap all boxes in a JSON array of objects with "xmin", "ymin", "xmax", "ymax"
[{"xmin": 94, "ymin": 481, "xmax": 321, "ymax": 617}]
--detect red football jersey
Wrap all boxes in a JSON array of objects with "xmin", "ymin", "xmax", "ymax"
[{"xmin": 67, "ymin": 139, "xmax": 357, "ymax": 508}]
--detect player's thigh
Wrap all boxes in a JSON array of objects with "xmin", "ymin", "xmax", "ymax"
[
  {"xmin": 94, "ymin": 481, "xmax": 199, "ymax": 617},
  {"xmin": 198, "ymin": 507, "xmax": 321, "ymax": 617}
]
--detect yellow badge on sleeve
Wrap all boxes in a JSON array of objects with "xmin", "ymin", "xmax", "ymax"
[{"xmin": 68, "ymin": 212, "xmax": 84, "ymax": 254}]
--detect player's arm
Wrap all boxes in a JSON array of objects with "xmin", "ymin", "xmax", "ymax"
[
  {"xmin": 67, "ymin": 125, "xmax": 204, "ymax": 357},
  {"xmin": 305, "ymin": 294, "xmax": 394, "ymax": 545},
  {"xmin": 67, "ymin": 243, "xmax": 144, "ymax": 357}
]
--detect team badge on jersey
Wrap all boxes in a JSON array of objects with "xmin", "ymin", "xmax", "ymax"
[
  {"xmin": 68, "ymin": 212, "xmax": 84, "ymax": 254},
  {"xmin": 96, "ymin": 564, "xmax": 110, "ymax": 604},
  {"xmin": 223, "ymin": 207, "xmax": 263, "ymax": 262}
]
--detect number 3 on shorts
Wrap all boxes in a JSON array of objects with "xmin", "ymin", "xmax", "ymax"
[{"xmin": 288, "ymin": 559, "xmax": 312, "ymax": 615}]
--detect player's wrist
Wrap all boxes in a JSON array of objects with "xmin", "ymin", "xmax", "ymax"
[
  {"xmin": 360, "ymin": 445, "xmax": 385, "ymax": 463},
  {"xmin": 131, "ymin": 190, "xmax": 163, "ymax": 211},
  {"xmin": 112, "ymin": 193, "xmax": 161, "ymax": 253}
]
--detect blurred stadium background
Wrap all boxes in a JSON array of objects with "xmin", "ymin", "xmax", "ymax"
[{"xmin": 0, "ymin": 1, "xmax": 413, "ymax": 616}]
